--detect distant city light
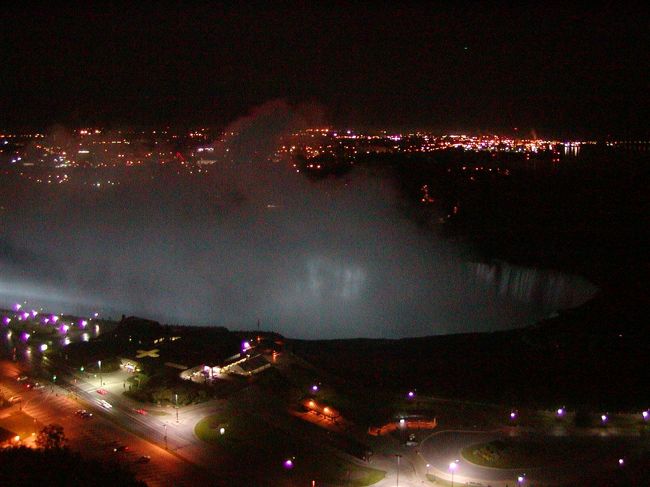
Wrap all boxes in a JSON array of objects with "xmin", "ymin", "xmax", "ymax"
[
  {"xmin": 601, "ymin": 414, "xmax": 608, "ymax": 423},
  {"xmin": 407, "ymin": 391, "xmax": 415, "ymax": 399},
  {"xmin": 283, "ymin": 458, "xmax": 294, "ymax": 470},
  {"xmin": 311, "ymin": 384, "xmax": 319, "ymax": 392},
  {"xmin": 618, "ymin": 458, "xmax": 624, "ymax": 466},
  {"xmin": 556, "ymin": 407, "xmax": 565, "ymax": 417},
  {"xmin": 40, "ymin": 344, "xmax": 48, "ymax": 352},
  {"xmin": 642, "ymin": 410, "xmax": 649, "ymax": 420}
]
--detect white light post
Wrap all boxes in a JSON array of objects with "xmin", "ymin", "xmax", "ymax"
[
  {"xmin": 98, "ymin": 360, "xmax": 102, "ymax": 387},
  {"xmin": 449, "ymin": 460, "xmax": 458, "ymax": 487},
  {"xmin": 395, "ymin": 454, "xmax": 402, "ymax": 486},
  {"xmin": 175, "ymin": 393, "xmax": 179, "ymax": 423}
]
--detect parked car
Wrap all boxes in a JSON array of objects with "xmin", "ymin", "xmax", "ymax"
[
  {"xmin": 134, "ymin": 408, "xmax": 147, "ymax": 415},
  {"xmin": 96, "ymin": 388, "xmax": 109, "ymax": 395},
  {"xmin": 16, "ymin": 375, "xmax": 28, "ymax": 382},
  {"xmin": 113, "ymin": 445, "xmax": 129, "ymax": 452},
  {"xmin": 136, "ymin": 455, "xmax": 151, "ymax": 464}
]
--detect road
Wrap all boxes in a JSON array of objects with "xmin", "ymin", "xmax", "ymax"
[
  {"xmin": 418, "ymin": 427, "xmax": 638, "ymax": 486},
  {"xmin": 419, "ymin": 430, "xmax": 530, "ymax": 486},
  {"xmin": 0, "ymin": 359, "xmax": 217, "ymax": 487}
]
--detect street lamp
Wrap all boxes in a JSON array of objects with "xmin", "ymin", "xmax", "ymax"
[
  {"xmin": 517, "ymin": 473, "xmax": 526, "ymax": 485},
  {"xmin": 449, "ymin": 460, "xmax": 459, "ymax": 487},
  {"xmin": 395, "ymin": 454, "xmax": 402, "ymax": 487},
  {"xmin": 175, "ymin": 393, "xmax": 179, "ymax": 423},
  {"xmin": 98, "ymin": 360, "xmax": 102, "ymax": 387}
]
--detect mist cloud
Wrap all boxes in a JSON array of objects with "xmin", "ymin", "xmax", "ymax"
[{"xmin": 0, "ymin": 101, "xmax": 596, "ymax": 338}]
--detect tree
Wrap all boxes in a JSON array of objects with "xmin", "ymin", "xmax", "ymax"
[{"xmin": 35, "ymin": 423, "xmax": 66, "ymax": 450}]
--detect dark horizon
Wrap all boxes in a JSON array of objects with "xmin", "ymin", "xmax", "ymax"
[{"xmin": 2, "ymin": 3, "xmax": 649, "ymax": 138}]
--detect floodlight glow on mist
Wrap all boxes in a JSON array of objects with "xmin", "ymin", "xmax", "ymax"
[{"xmin": 0, "ymin": 103, "xmax": 596, "ymax": 339}]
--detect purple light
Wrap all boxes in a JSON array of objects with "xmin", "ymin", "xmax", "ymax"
[
  {"xmin": 51, "ymin": 315, "xmax": 59, "ymax": 323},
  {"xmin": 510, "ymin": 411, "xmax": 517, "ymax": 419},
  {"xmin": 242, "ymin": 340, "xmax": 251, "ymax": 351},
  {"xmin": 311, "ymin": 385, "xmax": 319, "ymax": 392},
  {"xmin": 21, "ymin": 332, "xmax": 30, "ymax": 342},
  {"xmin": 31, "ymin": 310, "xmax": 37, "ymax": 317},
  {"xmin": 642, "ymin": 410, "xmax": 648, "ymax": 420},
  {"xmin": 407, "ymin": 391, "xmax": 415, "ymax": 399},
  {"xmin": 80, "ymin": 320, "xmax": 88, "ymax": 328},
  {"xmin": 43, "ymin": 318, "xmax": 50, "ymax": 324},
  {"xmin": 14, "ymin": 303, "xmax": 21, "ymax": 311},
  {"xmin": 601, "ymin": 414, "xmax": 608, "ymax": 423},
  {"xmin": 283, "ymin": 459, "xmax": 294, "ymax": 470},
  {"xmin": 2, "ymin": 317, "xmax": 10, "ymax": 325},
  {"xmin": 556, "ymin": 408, "xmax": 564, "ymax": 417},
  {"xmin": 618, "ymin": 458, "xmax": 624, "ymax": 466}
]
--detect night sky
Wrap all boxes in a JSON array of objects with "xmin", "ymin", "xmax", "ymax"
[{"xmin": 2, "ymin": 3, "xmax": 648, "ymax": 136}]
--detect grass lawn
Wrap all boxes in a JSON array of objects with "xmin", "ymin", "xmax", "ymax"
[
  {"xmin": 463, "ymin": 438, "xmax": 552, "ymax": 468},
  {"xmin": 145, "ymin": 410, "xmax": 169, "ymax": 416},
  {"xmin": 196, "ymin": 412, "xmax": 385, "ymax": 485},
  {"xmin": 462, "ymin": 436, "xmax": 634, "ymax": 469},
  {"xmin": 426, "ymin": 473, "xmax": 450, "ymax": 485}
]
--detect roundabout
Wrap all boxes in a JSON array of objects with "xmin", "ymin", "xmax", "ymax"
[{"xmin": 420, "ymin": 429, "xmax": 636, "ymax": 486}]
